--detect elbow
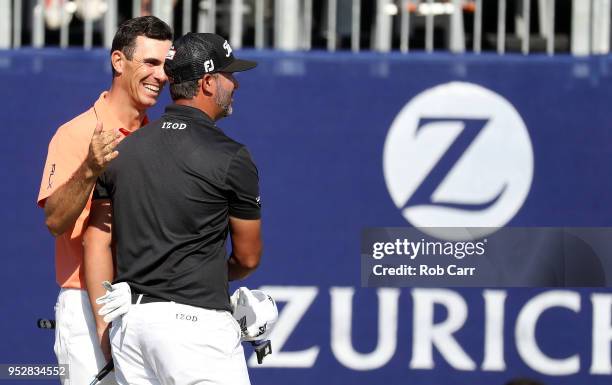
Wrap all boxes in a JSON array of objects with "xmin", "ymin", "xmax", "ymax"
[
  {"xmin": 234, "ymin": 247, "xmax": 262, "ymax": 272},
  {"xmin": 45, "ymin": 216, "xmax": 64, "ymax": 237},
  {"xmin": 248, "ymin": 243, "xmax": 263, "ymax": 270},
  {"xmin": 228, "ymin": 248, "xmax": 261, "ymax": 281},
  {"xmin": 242, "ymin": 254, "xmax": 261, "ymax": 271},
  {"xmin": 44, "ymin": 204, "xmax": 67, "ymax": 237}
]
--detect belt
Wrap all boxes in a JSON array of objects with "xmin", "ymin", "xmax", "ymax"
[{"xmin": 131, "ymin": 293, "xmax": 170, "ymax": 305}]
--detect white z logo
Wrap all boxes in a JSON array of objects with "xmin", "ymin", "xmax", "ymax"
[{"xmin": 383, "ymin": 82, "xmax": 534, "ymax": 239}]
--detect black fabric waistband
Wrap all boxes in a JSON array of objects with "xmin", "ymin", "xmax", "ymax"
[{"xmin": 131, "ymin": 292, "xmax": 170, "ymax": 305}]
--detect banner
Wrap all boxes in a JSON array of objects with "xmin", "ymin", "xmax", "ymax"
[{"xmin": 1, "ymin": 49, "xmax": 611, "ymax": 384}]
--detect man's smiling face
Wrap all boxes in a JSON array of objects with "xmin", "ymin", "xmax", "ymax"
[{"xmin": 123, "ymin": 36, "xmax": 172, "ymax": 109}]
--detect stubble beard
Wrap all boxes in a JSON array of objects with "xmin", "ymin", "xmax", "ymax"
[{"xmin": 214, "ymin": 82, "xmax": 233, "ymax": 118}]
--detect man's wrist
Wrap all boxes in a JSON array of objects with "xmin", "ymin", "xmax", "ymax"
[
  {"xmin": 95, "ymin": 318, "xmax": 109, "ymax": 332},
  {"xmin": 81, "ymin": 159, "xmax": 101, "ymax": 181}
]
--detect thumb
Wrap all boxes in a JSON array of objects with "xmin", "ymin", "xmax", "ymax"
[
  {"xmin": 96, "ymin": 294, "xmax": 110, "ymax": 305},
  {"xmin": 93, "ymin": 121, "xmax": 103, "ymax": 137}
]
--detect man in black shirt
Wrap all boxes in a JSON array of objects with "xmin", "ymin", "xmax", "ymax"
[{"xmin": 84, "ymin": 33, "xmax": 262, "ymax": 385}]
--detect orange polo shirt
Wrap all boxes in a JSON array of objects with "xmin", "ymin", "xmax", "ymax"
[{"xmin": 38, "ymin": 91, "xmax": 148, "ymax": 289}]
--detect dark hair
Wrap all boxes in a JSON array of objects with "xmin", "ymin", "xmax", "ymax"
[
  {"xmin": 110, "ymin": 16, "xmax": 173, "ymax": 76},
  {"xmin": 169, "ymin": 79, "xmax": 200, "ymax": 100}
]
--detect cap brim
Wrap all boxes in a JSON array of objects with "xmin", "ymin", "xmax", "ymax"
[{"xmin": 220, "ymin": 59, "xmax": 257, "ymax": 73}]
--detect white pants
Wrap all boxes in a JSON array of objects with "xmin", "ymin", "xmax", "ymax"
[
  {"xmin": 110, "ymin": 301, "xmax": 251, "ymax": 385},
  {"xmin": 54, "ymin": 288, "xmax": 117, "ymax": 385}
]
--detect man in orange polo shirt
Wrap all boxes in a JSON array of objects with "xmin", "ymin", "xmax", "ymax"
[{"xmin": 37, "ymin": 16, "xmax": 172, "ymax": 385}]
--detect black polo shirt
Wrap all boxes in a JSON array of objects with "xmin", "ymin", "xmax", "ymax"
[{"xmin": 93, "ymin": 104, "xmax": 261, "ymax": 311}]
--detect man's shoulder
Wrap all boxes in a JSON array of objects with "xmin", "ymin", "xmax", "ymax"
[
  {"xmin": 52, "ymin": 107, "xmax": 97, "ymax": 143},
  {"xmin": 218, "ymin": 133, "xmax": 247, "ymax": 154},
  {"xmin": 192, "ymin": 124, "xmax": 246, "ymax": 155},
  {"xmin": 214, "ymin": 125, "xmax": 251, "ymax": 151},
  {"xmin": 217, "ymin": 136, "xmax": 252, "ymax": 168}
]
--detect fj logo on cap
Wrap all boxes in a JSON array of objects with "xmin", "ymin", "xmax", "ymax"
[
  {"xmin": 223, "ymin": 40, "xmax": 232, "ymax": 57},
  {"xmin": 204, "ymin": 59, "xmax": 215, "ymax": 73}
]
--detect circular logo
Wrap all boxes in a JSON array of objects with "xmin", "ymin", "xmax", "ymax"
[{"xmin": 383, "ymin": 82, "xmax": 533, "ymax": 239}]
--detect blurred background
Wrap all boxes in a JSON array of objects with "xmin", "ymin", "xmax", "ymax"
[
  {"xmin": 0, "ymin": 0, "xmax": 605, "ymax": 54},
  {"xmin": 1, "ymin": 1, "xmax": 612, "ymax": 385}
]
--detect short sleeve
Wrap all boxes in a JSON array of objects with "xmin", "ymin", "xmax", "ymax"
[
  {"xmin": 226, "ymin": 147, "xmax": 261, "ymax": 219},
  {"xmin": 93, "ymin": 172, "xmax": 112, "ymax": 200},
  {"xmin": 37, "ymin": 128, "xmax": 85, "ymax": 207}
]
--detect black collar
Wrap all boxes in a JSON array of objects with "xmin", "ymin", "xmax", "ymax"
[{"xmin": 164, "ymin": 104, "xmax": 215, "ymax": 126}]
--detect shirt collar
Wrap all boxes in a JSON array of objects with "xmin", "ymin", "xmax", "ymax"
[
  {"xmin": 163, "ymin": 104, "xmax": 216, "ymax": 126},
  {"xmin": 93, "ymin": 91, "xmax": 149, "ymax": 136}
]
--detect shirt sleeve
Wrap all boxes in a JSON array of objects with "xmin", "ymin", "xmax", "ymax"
[
  {"xmin": 225, "ymin": 147, "xmax": 261, "ymax": 220},
  {"xmin": 37, "ymin": 127, "xmax": 85, "ymax": 208}
]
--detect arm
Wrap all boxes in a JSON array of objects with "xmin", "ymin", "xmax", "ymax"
[
  {"xmin": 44, "ymin": 122, "xmax": 120, "ymax": 237},
  {"xmin": 228, "ymin": 216, "xmax": 262, "ymax": 281},
  {"xmin": 83, "ymin": 198, "xmax": 114, "ymax": 362},
  {"xmin": 44, "ymin": 162, "xmax": 99, "ymax": 236}
]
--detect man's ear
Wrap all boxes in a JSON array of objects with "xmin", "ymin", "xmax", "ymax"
[
  {"xmin": 202, "ymin": 74, "xmax": 215, "ymax": 95},
  {"xmin": 111, "ymin": 50, "xmax": 124, "ymax": 75}
]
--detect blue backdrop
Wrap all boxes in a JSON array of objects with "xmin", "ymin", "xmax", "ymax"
[{"xmin": 1, "ymin": 48, "xmax": 611, "ymax": 384}]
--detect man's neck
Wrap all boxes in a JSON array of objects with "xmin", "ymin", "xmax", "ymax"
[
  {"xmin": 107, "ymin": 85, "xmax": 146, "ymax": 131},
  {"xmin": 175, "ymin": 98, "xmax": 219, "ymax": 122}
]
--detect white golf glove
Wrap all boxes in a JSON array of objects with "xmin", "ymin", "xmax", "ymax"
[
  {"xmin": 231, "ymin": 287, "xmax": 278, "ymax": 341},
  {"xmin": 96, "ymin": 281, "xmax": 131, "ymax": 323}
]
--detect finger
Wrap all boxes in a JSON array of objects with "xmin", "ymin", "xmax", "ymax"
[
  {"xmin": 105, "ymin": 151, "xmax": 119, "ymax": 163},
  {"xmin": 102, "ymin": 306, "xmax": 127, "ymax": 323},
  {"xmin": 103, "ymin": 310, "xmax": 123, "ymax": 324},
  {"xmin": 103, "ymin": 311, "xmax": 117, "ymax": 323},
  {"xmin": 98, "ymin": 293, "xmax": 117, "ymax": 303},
  {"xmin": 103, "ymin": 128, "xmax": 121, "ymax": 139},
  {"xmin": 100, "ymin": 130, "xmax": 119, "ymax": 146},
  {"xmin": 102, "ymin": 133, "xmax": 122, "ymax": 150},
  {"xmin": 100, "ymin": 144, "xmax": 117, "ymax": 159},
  {"xmin": 104, "ymin": 290, "xmax": 127, "ymax": 301},
  {"xmin": 103, "ymin": 141, "xmax": 116, "ymax": 155},
  {"xmin": 99, "ymin": 303, "xmax": 122, "ymax": 317},
  {"xmin": 97, "ymin": 296, "xmax": 124, "ymax": 306},
  {"xmin": 99, "ymin": 305, "xmax": 114, "ymax": 316},
  {"xmin": 99, "ymin": 301, "xmax": 125, "ymax": 315}
]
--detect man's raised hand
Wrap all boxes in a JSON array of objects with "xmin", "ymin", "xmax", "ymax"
[{"xmin": 87, "ymin": 121, "xmax": 121, "ymax": 176}]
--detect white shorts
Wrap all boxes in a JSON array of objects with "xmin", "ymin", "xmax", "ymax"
[
  {"xmin": 110, "ymin": 300, "xmax": 251, "ymax": 385},
  {"xmin": 54, "ymin": 288, "xmax": 117, "ymax": 385}
]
